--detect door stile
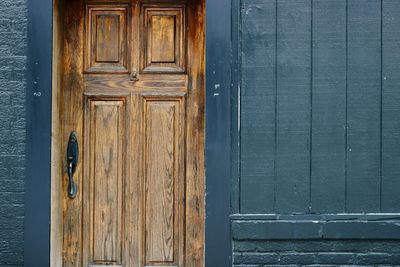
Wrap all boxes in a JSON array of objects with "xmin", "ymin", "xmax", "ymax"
[
  {"xmin": 62, "ymin": 0, "xmax": 84, "ymax": 266},
  {"xmin": 131, "ymin": 93, "xmax": 143, "ymax": 267},
  {"xmin": 131, "ymin": 2, "xmax": 140, "ymax": 75},
  {"xmin": 184, "ymin": 0, "xmax": 205, "ymax": 265}
]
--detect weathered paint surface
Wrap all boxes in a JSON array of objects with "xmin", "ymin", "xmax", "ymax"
[
  {"xmin": 205, "ymin": 0, "xmax": 232, "ymax": 264},
  {"xmin": 233, "ymin": 0, "xmax": 400, "ymax": 265},
  {"xmin": 236, "ymin": 0, "xmax": 400, "ymax": 217},
  {"xmin": 0, "ymin": 0, "xmax": 26, "ymax": 266}
]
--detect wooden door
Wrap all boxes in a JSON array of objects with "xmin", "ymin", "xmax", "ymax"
[{"xmin": 56, "ymin": 0, "xmax": 205, "ymax": 266}]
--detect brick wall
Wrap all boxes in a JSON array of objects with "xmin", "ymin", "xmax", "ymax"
[
  {"xmin": 233, "ymin": 240, "xmax": 400, "ymax": 266},
  {"xmin": 0, "ymin": 0, "xmax": 26, "ymax": 266}
]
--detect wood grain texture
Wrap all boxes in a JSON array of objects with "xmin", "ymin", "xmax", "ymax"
[
  {"xmin": 151, "ymin": 15, "xmax": 175, "ymax": 63},
  {"xmin": 185, "ymin": 0, "xmax": 205, "ymax": 265},
  {"xmin": 144, "ymin": 98, "xmax": 185, "ymax": 265},
  {"xmin": 82, "ymin": 98, "xmax": 127, "ymax": 266},
  {"xmin": 56, "ymin": 0, "xmax": 205, "ymax": 266},
  {"xmin": 84, "ymin": 74, "xmax": 188, "ymax": 95},
  {"xmin": 127, "ymin": 94, "xmax": 141, "ymax": 267},
  {"xmin": 85, "ymin": 5, "xmax": 128, "ymax": 73},
  {"xmin": 96, "ymin": 15, "xmax": 120, "ymax": 62},
  {"xmin": 90, "ymin": 100, "xmax": 124, "ymax": 264},
  {"xmin": 145, "ymin": 102, "xmax": 175, "ymax": 263},
  {"xmin": 142, "ymin": 4, "xmax": 185, "ymax": 73},
  {"xmin": 82, "ymin": 98, "xmax": 129, "ymax": 267},
  {"xmin": 61, "ymin": 0, "xmax": 84, "ymax": 266}
]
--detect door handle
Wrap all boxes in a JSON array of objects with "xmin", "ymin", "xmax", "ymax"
[{"xmin": 67, "ymin": 131, "xmax": 78, "ymax": 199}]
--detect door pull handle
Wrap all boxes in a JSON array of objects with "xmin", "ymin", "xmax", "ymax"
[{"xmin": 67, "ymin": 131, "xmax": 78, "ymax": 199}]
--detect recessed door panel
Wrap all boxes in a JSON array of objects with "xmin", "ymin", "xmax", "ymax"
[
  {"xmin": 83, "ymin": 99, "xmax": 125, "ymax": 267},
  {"xmin": 142, "ymin": 4, "xmax": 185, "ymax": 73},
  {"xmin": 151, "ymin": 15, "xmax": 176, "ymax": 63},
  {"xmin": 143, "ymin": 97, "xmax": 185, "ymax": 266},
  {"xmin": 85, "ymin": 5, "xmax": 128, "ymax": 73},
  {"xmin": 96, "ymin": 15, "xmax": 120, "ymax": 62}
]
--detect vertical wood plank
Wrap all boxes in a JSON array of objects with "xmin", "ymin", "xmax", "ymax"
[
  {"xmin": 240, "ymin": 0, "xmax": 276, "ymax": 213},
  {"xmin": 346, "ymin": 0, "xmax": 381, "ymax": 212},
  {"xmin": 124, "ymin": 95, "xmax": 137, "ymax": 267},
  {"xmin": 131, "ymin": 0, "xmax": 140, "ymax": 73},
  {"xmin": 381, "ymin": 0, "xmax": 400, "ymax": 212},
  {"xmin": 185, "ymin": 0, "xmax": 205, "ymax": 265},
  {"xmin": 275, "ymin": 0, "xmax": 312, "ymax": 213},
  {"xmin": 311, "ymin": 0, "xmax": 346, "ymax": 212}
]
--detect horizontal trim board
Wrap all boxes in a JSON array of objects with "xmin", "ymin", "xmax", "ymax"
[
  {"xmin": 231, "ymin": 213, "xmax": 400, "ymax": 221},
  {"xmin": 232, "ymin": 219, "xmax": 400, "ymax": 240}
]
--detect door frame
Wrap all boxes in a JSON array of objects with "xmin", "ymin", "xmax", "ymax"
[{"xmin": 24, "ymin": 0, "xmax": 231, "ymax": 266}]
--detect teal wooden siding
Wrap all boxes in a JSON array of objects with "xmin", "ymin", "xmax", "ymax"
[
  {"xmin": 382, "ymin": 0, "xmax": 400, "ymax": 212},
  {"xmin": 235, "ymin": 0, "xmax": 400, "ymax": 214}
]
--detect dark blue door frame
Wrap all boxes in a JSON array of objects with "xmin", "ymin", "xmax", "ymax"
[
  {"xmin": 24, "ymin": 0, "xmax": 52, "ymax": 266},
  {"xmin": 205, "ymin": 0, "xmax": 232, "ymax": 265},
  {"xmin": 24, "ymin": 0, "xmax": 231, "ymax": 266}
]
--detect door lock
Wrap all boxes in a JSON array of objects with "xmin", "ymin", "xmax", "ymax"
[{"xmin": 67, "ymin": 131, "xmax": 78, "ymax": 199}]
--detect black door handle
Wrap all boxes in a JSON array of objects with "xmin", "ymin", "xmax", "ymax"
[{"xmin": 67, "ymin": 131, "xmax": 78, "ymax": 199}]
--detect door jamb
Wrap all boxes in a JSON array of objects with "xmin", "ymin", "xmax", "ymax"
[
  {"xmin": 24, "ymin": 0, "xmax": 53, "ymax": 266},
  {"xmin": 205, "ymin": 0, "xmax": 232, "ymax": 265}
]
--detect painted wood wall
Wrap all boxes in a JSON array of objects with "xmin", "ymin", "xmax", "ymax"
[
  {"xmin": 234, "ymin": 0, "xmax": 400, "ymax": 215},
  {"xmin": 232, "ymin": 1, "xmax": 400, "ymax": 265}
]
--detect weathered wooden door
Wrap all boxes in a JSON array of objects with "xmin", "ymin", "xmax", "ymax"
[{"xmin": 57, "ymin": 0, "xmax": 205, "ymax": 266}]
